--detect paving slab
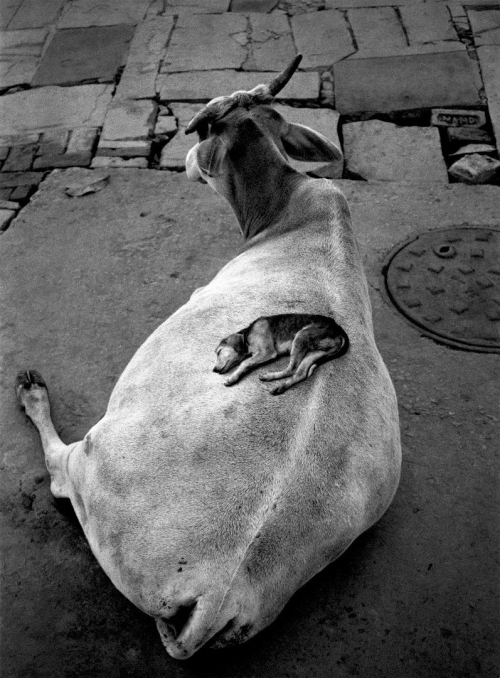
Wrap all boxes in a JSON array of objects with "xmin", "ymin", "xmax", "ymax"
[
  {"xmin": 477, "ymin": 46, "xmax": 500, "ymax": 151},
  {"xmin": 1, "ymin": 142, "xmax": 37, "ymax": 172},
  {"xmin": 32, "ymin": 25, "xmax": 134, "ymax": 87},
  {"xmin": 154, "ymin": 115, "xmax": 177, "ymax": 135},
  {"xmin": 114, "ymin": 17, "xmax": 174, "ymax": 101},
  {"xmin": 100, "ymin": 99, "xmax": 157, "ymax": 142},
  {"xmin": 0, "ymin": 57, "xmax": 39, "ymax": 88},
  {"xmin": 399, "ymin": 3, "xmax": 458, "ymax": 44},
  {"xmin": 159, "ymin": 104, "xmax": 202, "ymax": 169},
  {"xmin": 343, "ymin": 119, "xmax": 448, "ymax": 183},
  {"xmin": 0, "ymin": 169, "xmax": 498, "ymax": 677},
  {"xmin": 158, "ymin": 0, "xmax": 231, "ymax": 13},
  {"xmin": 245, "ymin": 13, "xmax": 295, "ymax": 71},
  {"xmin": 8, "ymin": 0, "xmax": 65, "ymax": 29},
  {"xmin": 291, "ymin": 10, "xmax": 355, "ymax": 67},
  {"xmin": 275, "ymin": 105, "xmax": 343, "ymax": 178},
  {"xmin": 157, "ymin": 69, "xmax": 319, "ymax": 102},
  {"xmin": 468, "ymin": 9, "xmax": 500, "ymax": 46},
  {"xmin": 0, "ymin": 85, "xmax": 113, "ymax": 135},
  {"xmin": 231, "ymin": 0, "xmax": 277, "ymax": 11},
  {"xmin": 0, "ymin": 28, "xmax": 48, "ymax": 55},
  {"xmin": 57, "ymin": 0, "xmax": 151, "ymax": 28},
  {"xmin": 334, "ymin": 50, "xmax": 482, "ymax": 114},
  {"xmin": 347, "ymin": 7, "xmax": 407, "ymax": 53},
  {"xmin": 91, "ymin": 156, "xmax": 148, "ymax": 168},
  {"xmin": 0, "ymin": 0, "xmax": 24, "ymax": 29},
  {"xmin": 161, "ymin": 14, "xmax": 247, "ymax": 73}
]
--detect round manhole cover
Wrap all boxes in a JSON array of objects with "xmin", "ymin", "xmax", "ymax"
[{"xmin": 384, "ymin": 227, "xmax": 500, "ymax": 353}]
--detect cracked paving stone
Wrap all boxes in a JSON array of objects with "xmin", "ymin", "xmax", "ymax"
[
  {"xmin": 58, "ymin": 0, "xmax": 151, "ymax": 28},
  {"xmin": 347, "ymin": 7, "xmax": 407, "ymax": 54},
  {"xmin": 291, "ymin": 10, "xmax": 354, "ymax": 68},
  {"xmin": 32, "ymin": 25, "xmax": 134, "ymax": 87},
  {"xmin": 114, "ymin": 16, "xmax": 174, "ymax": 101},
  {"xmin": 0, "ymin": 85, "xmax": 113, "ymax": 136},
  {"xmin": 100, "ymin": 99, "xmax": 157, "ymax": 143},
  {"xmin": 468, "ymin": 9, "xmax": 500, "ymax": 46},
  {"xmin": 476, "ymin": 47, "xmax": 500, "ymax": 150},
  {"xmin": 161, "ymin": 14, "xmax": 247, "ymax": 73},
  {"xmin": 159, "ymin": 103, "xmax": 202, "ymax": 170},
  {"xmin": 157, "ymin": 70, "xmax": 319, "ymax": 101},
  {"xmin": 245, "ymin": 14, "xmax": 295, "ymax": 71},
  {"xmin": 399, "ymin": 3, "xmax": 458, "ymax": 45}
]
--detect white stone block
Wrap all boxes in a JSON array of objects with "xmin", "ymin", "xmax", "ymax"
[
  {"xmin": 448, "ymin": 153, "xmax": 500, "ymax": 184},
  {"xmin": 91, "ymin": 157, "xmax": 148, "ymax": 168},
  {"xmin": 101, "ymin": 100, "xmax": 157, "ymax": 142},
  {"xmin": 343, "ymin": 119, "xmax": 448, "ymax": 183}
]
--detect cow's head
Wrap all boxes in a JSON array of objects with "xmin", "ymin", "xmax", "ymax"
[{"xmin": 184, "ymin": 56, "xmax": 342, "ymax": 237}]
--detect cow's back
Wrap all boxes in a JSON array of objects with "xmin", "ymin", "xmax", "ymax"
[{"xmin": 66, "ymin": 185, "xmax": 400, "ymax": 645}]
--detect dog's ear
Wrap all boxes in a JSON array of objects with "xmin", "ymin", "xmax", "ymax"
[
  {"xmin": 281, "ymin": 122, "xmax": 342, "ymax": 163},
  {"xmin": 196, "ymin": 137, "xmax": 227, "ymax": 177}
]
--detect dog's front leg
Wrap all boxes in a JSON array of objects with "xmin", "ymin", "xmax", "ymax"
[{"xmin": 224, "ymin": 352, "xmax": 275, "ymax": 387}]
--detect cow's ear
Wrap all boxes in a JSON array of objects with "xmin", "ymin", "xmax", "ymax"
[
  {"xmin": 196, "ymin": 136, "xmax": 227, "ymax": 177},
  {"xmin": 281, "ymin": 122, "xmax": 342, "ymax": 163}
]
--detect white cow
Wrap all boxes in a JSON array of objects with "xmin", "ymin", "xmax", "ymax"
[{"xmin": 16, "ymin": 57, "xmax": 401, "ymax": 660}]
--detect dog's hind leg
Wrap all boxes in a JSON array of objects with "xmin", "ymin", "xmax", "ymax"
[
  {"xmin": 259, "ymin": 329, "xmax": 311, "ymax": 382},
  {"xmin": 15, "ymin": 370, "xmax": 76, "ymax": 498},
  {"xmin": 267, "ymin": 350, "xmax": 326, "ymax": 395}
]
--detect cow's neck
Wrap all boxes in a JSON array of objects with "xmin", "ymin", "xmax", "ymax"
[{"xmin": 224, "ymin": 139, "xmax": 305, "ymax": 241}]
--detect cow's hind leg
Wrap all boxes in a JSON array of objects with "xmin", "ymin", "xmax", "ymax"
[{"xmin": 16, "ymin": 370, "xmax": 73, "ymax": 498}]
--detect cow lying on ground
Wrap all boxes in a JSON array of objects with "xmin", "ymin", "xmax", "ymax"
[
  {"xmin": 213, "ymin": 313, "xmax": 349, "ymax": 395},
  {"xmin": 16, "ymin": 55, "xmax": 401, "ymax": 661}
]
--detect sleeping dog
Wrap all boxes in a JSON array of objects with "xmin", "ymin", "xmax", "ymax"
[{"xmin": 214, "ymin": 313, "xmax": 349, "ymax": 395}]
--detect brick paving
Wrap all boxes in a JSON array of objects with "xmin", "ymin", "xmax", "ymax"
[{"xmin": 0, "ymin": 0, "xmax": 499, "ymax": 223}]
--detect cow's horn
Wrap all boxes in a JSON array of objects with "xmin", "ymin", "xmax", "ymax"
[{"xmin": 267, "ymin": 54, "xmax": 302, "ymax": 97}]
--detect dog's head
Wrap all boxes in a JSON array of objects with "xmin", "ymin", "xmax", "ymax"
[{"xmin": 213, "ymin": 333, "xmax": 248, "ymax": 374}]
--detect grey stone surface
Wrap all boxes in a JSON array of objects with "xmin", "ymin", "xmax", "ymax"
[
  {"xmin": 0, "ymin": 28, "xmax": 48, "ymax": 55},
  {"xmin": 448, "ymin": 153, "xmax": 500, "ymax": 184},
  {"xmin": 0, "ymin": 199, "xmax": 20, "ymax": 209},
  {"xmin": 0, "ymin": 85, "xmax": 113, "ymax": 135},
  {"xmin": 8, "ymin": 0, "xmax": 65, "ymax": 29},
  {"xmin": 447, "ymin": 127, "xmax": 493, "ymax": 144},
  {"xmin": 114, "ymin": 17, "xmax": 174, "ymax": 101},
  {"xmin": 0, "ymin": 0, "xmax": 24, "ymax": 28},
  {"xmin": 347, "ymin": 7, "xmax": 407, "ymax": 53},
  {"xmin": 101, "ymin": 100, "xmax": 157, "ymax": 142},
  {"xmin": 477, "ymin": 46, "xmax": 500, "ymax": 151},
  {"xmin": 291, "ymin": 10, "xmax": 354, "ymax": 67},
  {"xmin": 97, "ymin": 140, "xmax": 152, "ymax": 157},
  {"xmin": 468, "ymin": 9, "xmax": 500, "ymax": 46},
  {"xmin": 0, "ymin": 208, "xmax": 16, "ymax": 230},
  {"xmin": 334, "ymin": 51, "xmax": 482, "ymax": 113},
  {"xmin": 246, "ymin": 13, "xmax": 295, "ymax": 71},
  {"xmin": 1, "ymin": 169, "xmax": 499, "ymax": 677},
  {"xmin": 1, "ymin": 143, "xmax": 37, "ymax": 171},
  {"xmin": 275, "ymin": 105, "xmax": 343, "ymax": 178},
  {"xmin": 161, "ymin": 14, "xmax": 247, "ymax": 72},
  {"xmin": 32, "ymin": 25, "xmax": 134, "ymax": 87},
  {"xmin": 449, "ymin": 143, "xmax": 497, "ymax": 156},
  {"xmin": 399, "ymin": 3, "xmax": 458, "ymax": 44},
  {"xmin": 343, "ymin": 119, "xmax": 448, "ymax": 183},
  {"xmin": 231, "ymin": 0, "xmax": 277, "ymax": 11},
  {"xmin": 0, "ymin": 57, "xmax": 39, "ymax": 87},
  {"xmin": 67, "ymin": 128, "xmax": 98, "ymax": 155},
  {"xmin": 157, "ymin": 70, "xmax": 319, "ymax": 102},
  {"xmin": 58, "ymin": 0, "xmax": 150, "ymax": 28},
  {"xmin": 154, "ymin": 116, "xmax": 177, "ymax": 135},
  {"xmin": 38, "ymin": 129, "xmax": 69, "ymax": 156},
  {"xmin": 159, "ymin": 103, "xmax": 202, "ymax": 169},
  {"xmin": 91, "ymin": 157, "xmax": 148, "ymax": 168},
  {"xmin": 159, "ymin": 0, "xmax": 230, "ymax": 13}
]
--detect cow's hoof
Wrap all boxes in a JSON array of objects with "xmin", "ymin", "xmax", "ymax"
[{"xmin": 15, "ymin": 370, "xmax": 48, "ymax": 409}]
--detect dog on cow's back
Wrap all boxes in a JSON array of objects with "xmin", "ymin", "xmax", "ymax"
[{"xmin": 214, "ymin": 313, "xmax": 349, "ymax": 395}]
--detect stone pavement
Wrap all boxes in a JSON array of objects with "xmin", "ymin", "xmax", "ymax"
[{"xmin": 0, "ymin": 0, "xmax": 500, "ymax": 229}]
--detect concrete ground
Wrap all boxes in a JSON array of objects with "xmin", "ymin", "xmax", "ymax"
[{"xmin": 1, "ymin": 0, "xmax": 499, "ymax": 676}]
